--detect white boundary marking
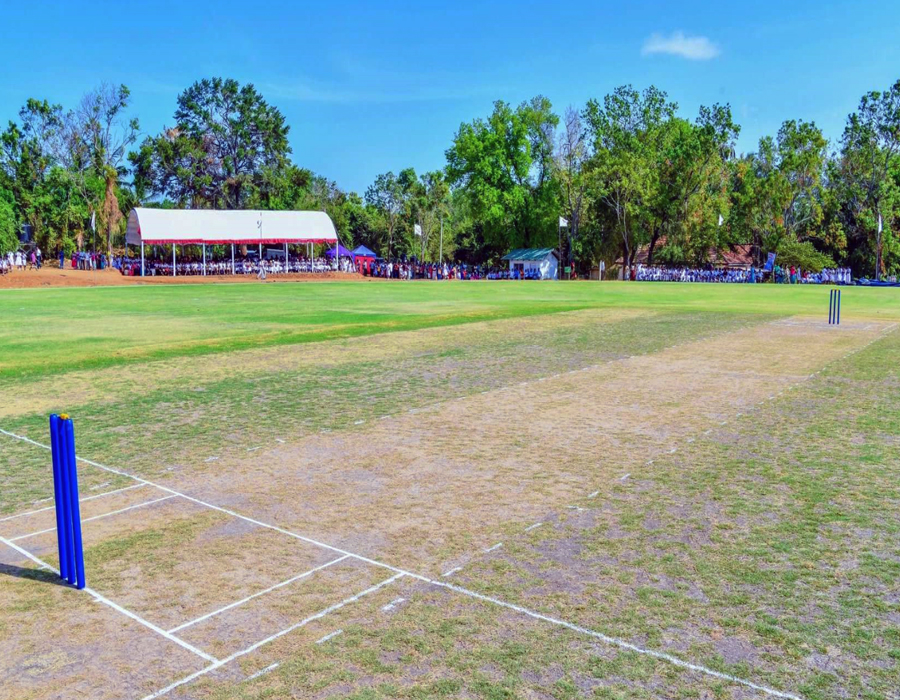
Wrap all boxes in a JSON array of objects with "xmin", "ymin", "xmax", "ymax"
[
  {"xmin": 138, "ymin": 573, "xmax": 405, "ymax": 700},
  {"xmin": 168, "ymin": 555, "xmax": 349, "ymax": 633},
  {"xmin": 245, "ymin": 662, "xmax": 279, "ymax": 681},
  {"xmin": 432, "ymin": 579, "xmax": 804, "ymax": 700},
  {"xmin": 0, "ymin": 533, "xmax": 217, "ymax": 664},
  {"xmin": 10, "ymin": 495, "xmax": 176, "ymax": 541},
  {"xmin": 441, "ymin": 566, "xmax": 462, "ymax": 577},
  {"xmin": 315, "ymin": 629, "xmax": 343, "ymax": 644},
  {"xmin": 0, "ymin": 483, "xmax": 147, "ymax": 523}
]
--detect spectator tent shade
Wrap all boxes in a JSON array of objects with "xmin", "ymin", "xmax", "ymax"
[{"xmin": 124, "ymin": 208, "xmax": 339, "ymax": 276}]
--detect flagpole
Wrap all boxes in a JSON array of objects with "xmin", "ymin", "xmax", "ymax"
[{"xmin": 558, "ymin": 219, "xmax": 561, "ymax": 281}]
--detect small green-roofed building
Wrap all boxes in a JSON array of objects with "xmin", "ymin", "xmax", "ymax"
[{"xmin": 501, "ymin": 248, "xmax": 559, "ymax": 279}]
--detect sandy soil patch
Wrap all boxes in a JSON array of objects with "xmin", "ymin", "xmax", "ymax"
[{"xmin": 0, "ymin": 266, "xmax": 361, "ymax": 289}]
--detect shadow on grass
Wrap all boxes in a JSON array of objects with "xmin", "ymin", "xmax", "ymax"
[{"xmin": 0, "ymin": 562, "xmax": 69, "ymax": 587}]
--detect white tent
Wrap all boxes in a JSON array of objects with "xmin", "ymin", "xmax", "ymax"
[
  {"xmin": 124, "ymin": 208, "xmax": 339, "ymax": 277},
  {"xmin": 125, "ymin": 208, "xmax": 337, "ymax": 245}
]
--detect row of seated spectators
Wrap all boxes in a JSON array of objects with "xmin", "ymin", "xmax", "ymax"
[
  {"xmin": 634, "ymin": 266, "xmax": 761, "ymax": 283},
  {"xmin": 633, "ymin": 264, "xmax": 853, "ymax": 284},
  {"xmin": 115, "ymin": 256, "xmax": 356, "ymax": 276},
  {"xmin": 363, "ymin": 261, "xmax": 547, "ymax": 280}
]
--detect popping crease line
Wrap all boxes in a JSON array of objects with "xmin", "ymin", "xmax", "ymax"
[{"xmin": 167, "ymin": 555, "xmax": 350, "ymax": 633}]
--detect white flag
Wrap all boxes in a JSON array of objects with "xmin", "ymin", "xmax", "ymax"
[
  {"xmin": 877, "ymin": 213, "xmax": 883, "ymax": 234},
  {"xmin": 414, "ymin": 224, "xmax": 422, "ymax": 237},
  {"xmin": 718, "ymin": 214, "xmax": 724, "ymax": 227},
  {"xmin": 559, "ymin": 217, "xmax": 568, "ymax": 227},
  {"xmin": 90, "ymin": 211, "xmax": 96, "ymax": 232}
]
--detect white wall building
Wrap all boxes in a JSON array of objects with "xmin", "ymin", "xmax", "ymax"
[{"xmin": 501, "ymin": 248, "xmax": 559, "ymax": 280}]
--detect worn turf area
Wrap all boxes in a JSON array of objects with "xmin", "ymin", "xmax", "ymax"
[{"xmin": 2, "ymin": 281, "xmax": 899, "ymax": 700}]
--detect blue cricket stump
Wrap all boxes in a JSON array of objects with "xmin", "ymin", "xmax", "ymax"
[{"xmin": 49, "ymin": 414, "xmax": 86, "ymax": 589}]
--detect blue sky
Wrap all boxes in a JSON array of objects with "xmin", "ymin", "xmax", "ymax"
[{"xmin": 2, "ymin": 0, "xmax": 898, "ymax": 194}]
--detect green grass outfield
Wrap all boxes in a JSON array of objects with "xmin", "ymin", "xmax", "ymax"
[{"xmin": 2, "ymin": 281, "xmax": 899, "ymax": 381}]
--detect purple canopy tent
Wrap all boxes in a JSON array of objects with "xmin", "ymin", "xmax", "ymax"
[{"xmin": 324, "ymin": 244, "xmax": 353, "ymax": 258}]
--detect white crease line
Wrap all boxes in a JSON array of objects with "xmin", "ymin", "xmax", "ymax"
[
  {"xmin": 431, "ymin": 579, "xmax": 803, "ymax": 700},
  {"xmin": 382, "ymin": 596, "xmax": 406, "ymax": 611},
  {"xmin": 315, "ymin": 629, "xmax": 343, "ymax": 644},
  {"xmin": 484, "ymin": 543, "xmax": 503, "ymax": 553},
  {"xmin": 204, "ymin": 456, "xmax": 219, "ymax": 462},
  {"xmin": 442, "ymin": 566, "xmax": 462, "ymax": 577},
  {"xmin": 0, "ymin": 484, "xmax": 147, "ymax": 523},
  {"xmin": 588, "ymin": 491, "xmax": 599, "ymax": 498},
  {"xmin": 0, "ymin": 534, "xmax": 217, "ymax": 664},
  {"xmin": 10, "ymin": 495, "xmax": 176, "ymax": 541},
  {"xmin": 620, "ymin": 473, "xmax": 630, "ymax": 481},
  {"xmin": 0, "ymin": 425, "xmax": 816, "ymax": 700},
  {"xmin": 168, "ymin": 555, "xmax": 350, "ymax": 633},
  {"xmin": 139, "ymin": 573, "xmax": 404, "ymax": 700},
  {"xmin": 245, "ymin": 662, "xmax": 280, "ymax": 682},
  {"xmin": 524, "ymin": 522, "xmax": 543, "ymax": 532},
  {"xmin": 89, "ymin": 482, "xmax": 110, "ymax": 491}
]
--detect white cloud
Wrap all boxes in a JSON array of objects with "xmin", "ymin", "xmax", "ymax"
[{"xmin": 641, "ymin": 31, "xmax": 720, "ymax": 60}]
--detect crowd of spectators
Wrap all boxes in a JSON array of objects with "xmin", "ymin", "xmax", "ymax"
[
  {"xmin": 113, "ymin": 254, "xmax": 357, "ymax": 277},
  {"xmin": 635, "ymin": 265, "xmax": 759, "ymax": 283},
  {"xmin": 2, "ymin": 248, "xmax": 43, "ymax": 274},
  {"xmin": 363, "ymin": 260, "xmax": 548, "ymax": 280},
  {"xmin": 632, "ymin": 264, "xmax": 853, "ymax": 285}
]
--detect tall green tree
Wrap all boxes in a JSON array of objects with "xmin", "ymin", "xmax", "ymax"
[
  {"xmin": 131, "ymin": 78, "xmax": 290, "ymax": 209},
  {"xmin": 446, "ymin": 97, "xmax": 559, "ymax": 255},
  {"xmin": 365, "ymin": 171, "xmax": 404, "ymax": 258},
  {"xmin": 584, "ymin": 85, "xmax": 676, "ymax": 268},
  {"xmin": 65, "ymin": 84, "xmax": 139, "ymax": 257},
  {"xmin": 555, "ymin": 106, "xmax": 590, "ymax": 268},
  {"xmin": 836, "ymin": 80, "xmax": 900, "ymax": 278}
]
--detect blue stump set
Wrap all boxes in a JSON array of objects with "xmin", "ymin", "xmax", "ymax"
[
  {"xmin": 49, "ymin": 414, "xmax": 86, "ymax": 589},
  {"xmin": 828, "ymin": 289, "xmax": 842, "ymax": 325}
]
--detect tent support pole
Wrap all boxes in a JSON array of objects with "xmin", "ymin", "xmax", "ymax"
[
  {"xmin": 202, "ymin": 243, "xmax": 206, "ymax": 276},
  {"xmin": 284, "ymin": 242, "xmax": 288, "ymax": 274},
  {"xmin": 140, "ymin": 241, "xmax": 144, "ymax": 277},
  {"xmin": 173, "ymin": 245, "xmax": 176, "ymax": 277},
  {"xmin": 231, "ymin": 244, "xmax": 235, "ymax": 275}
]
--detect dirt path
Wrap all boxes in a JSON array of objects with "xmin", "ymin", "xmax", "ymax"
[{"xmin": 0, "ymin": 267, "xmax": 363, "ymax": 288}]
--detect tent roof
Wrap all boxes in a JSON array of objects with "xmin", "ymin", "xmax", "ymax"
[
  {"xmin": 125, "ymin": 208, "xmax": 338, "ymax": 246},
  {"xmin": 324, "ymin": 244, "xmax": 353, "ymax": 257},
  {"xmin": 351, "ymin": 245, "xmax": 377, "ymax": 257},
  {"xmin": 502, "ymin": 248, "xmax": 559, "ymax": 262}
]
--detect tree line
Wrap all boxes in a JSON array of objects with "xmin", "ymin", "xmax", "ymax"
[{"xmin": 2, "ymin": 76, "xmax": 898, "ymax": 277}]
